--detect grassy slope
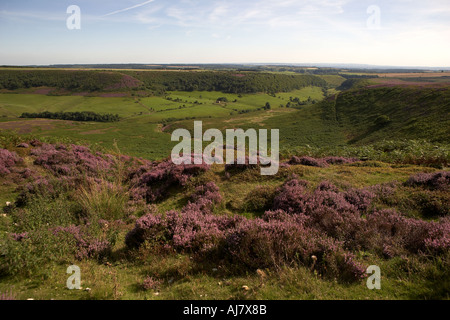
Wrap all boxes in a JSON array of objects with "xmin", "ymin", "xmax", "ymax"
[
  {"xmin": 0, "ymin": 86, "xmax": 326, "ymax": 160},
  {"xmin": 2, "ymin": 83, "xmax": 448, "ymax": 159},
  {"xmin": 259, "ymin": 85, "xmax": 450, "ymax": 150},
  {"xmin": 332, "ymin": 86, "xmax": 450, "ymax": 144}
]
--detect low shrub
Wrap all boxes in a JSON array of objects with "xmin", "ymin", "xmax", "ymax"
[
  {"xmin": 242, "ymin": 185, "xmax": 277, "ymax": 213},
  {"xmin": 0, "ymin": 148, "xmax": 21, "ymax": 176},
  {"xmin": 405, "ymin": 171, "xmax": 450, "ymax": 191}
]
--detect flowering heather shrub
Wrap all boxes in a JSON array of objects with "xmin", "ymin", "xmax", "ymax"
[
  {"xmin": 15, "ymin": 176, "xmax": 78, "ymax": 207},
  {"xmin": 288, "ymin": 156, "xmax": 328, "ymax": 168},
  {"xmin": 31, "ymin": 143, "xmax": 115, "ymax": 177},
  {"xmin": 323, "ymin": 156, "xmax": 360, "ymax": 165},
  {"xmin": 52, "ymin": 225, "xmax": 111, "ymax": 260},
  {"xmin": 272, "ymin": 178, "xmax": 309, "ymax": 214},
  {"xmin": 405, "ymin": 171, "xmax": 450, "ymax": 191},
  {"xmin": 364, "ymin": 209, "xmax": 450, "ymax": 256},
  {"xmin": 423, "ymin": 218, "xmax": 450, "ymax": 253},
  {"xmin": 10, "ymin": 232, "xmax": 29, "ymax": 242},
  {"xmin": 21, "ymin": 168, "xmax": 34, "ymax": 179},
  {"xmin": 29, "ymin": 139, "xmax": 43, "ymax": 147},
  {"xmin": 224, "ymin": 216, "xmax": 366, "ymax": 281},
  {"xmin": 125, "ymin": 213, "xmax": 168, "ymax": 249},
  {"xmin": 185, "ymin": 182, "xmax": 222, "ymax": 214},
  {"xmin": 0, "ymin": 148, "xmax": 21, "ymax": 176},
  {"xmin": 0, "ymin": 290, "xmax": 16, "ymax": 300},
  {"xmin": 316, "ymin": 181, "xmax": 339, "ymax": 193},
  {"xmin": 166, "ymin": 209, "xmax": 227, "ymax": 253},
  {"xmin": 367, "ymin": 182, "xmax": 398, "ymax": 202},
  {"xmin": 344, "ymin": 188, "xmax": 376, "ymax": 213},
  {"xmin": 127, "ymin": 205, "xmax": 244, "ymax": 255},
  {"xmin": 305, "ymin": 190, "xmax": 357, "ymax": 214},
  {"xmin": 127, "ymin": 156, "xmax": 209, "ymax": 203},
  {"xmin": 142, "ymin": 276, "xmax": 163, "ymax": 291}
]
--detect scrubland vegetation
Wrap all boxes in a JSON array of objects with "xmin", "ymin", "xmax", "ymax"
[{"xmin": 0, "ymin": 68, "xmax": 448, "ymax": 300}]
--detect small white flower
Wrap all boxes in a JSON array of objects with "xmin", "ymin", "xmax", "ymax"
[{"xmin": 6, "ymin": 202, "xmax": 12, "ymax": 207}]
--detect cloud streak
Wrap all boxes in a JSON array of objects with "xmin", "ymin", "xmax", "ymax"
[{"xmin": 102, "ymin": 0, "xmax": 155, "ymax": 17}]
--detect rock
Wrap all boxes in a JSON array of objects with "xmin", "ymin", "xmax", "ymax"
[
  {"xmin": 16, "ymin": 143, "xmax": 29, "ymax": 148},
  {"xmin": 256, "ymin": 269, "xmax": 267, "ymax": 279}
]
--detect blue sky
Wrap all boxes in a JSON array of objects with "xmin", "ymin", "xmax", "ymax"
[{"xmin": 0, "ymin": 0, "xmax": 449, "ymax": 67}]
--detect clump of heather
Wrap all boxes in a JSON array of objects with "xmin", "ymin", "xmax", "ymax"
[
  {"xmin": 10, "ymin": 232, "xmax": 29, "ymax": 242},
  {"xmin": 187, "ymin": 182, "xmax": 222, "ymax": 213},
  {"xmin": 344, "ymin": 188, "xmax": 376, "ymax": 213},
  {"xmin": 367, "ymin": 182, "xmax": 398, "ymax": 201},
  {"xmin": 142, "ymin": 276, "xmax": 163, "ymax": 291},
  {"xmin": 52, "ymin": 225, "xmax": 111, "ymax": 260},
  {"xmin": 0, "ymin": 290, "xmax": 16, "ymax": 300},
  {"xmin": 224, "ymin": 215, "xmax": 366, "ymax": 281},
  {"xmin": 323, "ymin": 156, "xmax": 360, "ymax": 165},
  {"xmin": 0, "ymin": 148, "xmax": 21, "ymax": 176},
  {"xmin": 363, "ymin": 209, "xmax": 450, "ymax": 256},
  {"xmin": 126, "ymin": 207, "xmax": 242, "ymax": 255},
  {"xmin": 316, "ymin": 181, "xmax": 339, "ymax": 193},
  {"xmin": 31, "ymin": 143, "xmax": 115, "ymax": 177},
  {"xmin": 15, "ymin": 176, "xmax": 76, "ymax": 207},
  {"xmin": 405, "ymin": 171, "xmax": 450, "ymax": 191},
  {"xmin": 127, "ymin": 156, "xmax": 210, "ymax": 203},
  {"xmin": 272, "ymin": 178, "xmax": 309, "ymax": 214},
  {"xmin": 288, "ymin": 156, "xmax": 328, "ymax": 168}
]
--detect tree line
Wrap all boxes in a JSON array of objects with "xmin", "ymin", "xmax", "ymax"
[
  {"xmin": 125, "ymin": 71, "xmax": 327, "ymax": 94},
  {"xmin": 20, "ymin": 111, "xmax": 120, "ymax": 122},
  {"xmin": 0, "ymin": 70, "xmax": 124, "ymax": 91},
  {"xmin": 0, "ymin": 69, "xmax": 328, "ymax": 95}
]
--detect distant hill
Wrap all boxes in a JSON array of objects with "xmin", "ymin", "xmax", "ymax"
[{"xmin": 0, "ymin": 69, "xmax": 327, "ymax": 94}]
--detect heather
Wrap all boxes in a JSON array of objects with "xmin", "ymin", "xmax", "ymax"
[
  {"xmin": 127, "ymin": 155, "xmax": 210, "ymax": 203},
  {"xmin": 0, "ymin": 148, "xmax": 21, "ymax": 176},
  {"xmin": 125, "ymin": 175, "xmax": 449, "ymax": 283},
  {"xmin": 405, "ymin": 171, "xmax": 450, "ymax": 191},
  {"xmin": 0, "ymin": 140, "xmax": 449, "ymax": 299}
]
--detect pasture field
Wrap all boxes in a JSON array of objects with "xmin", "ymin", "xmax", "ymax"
[{"xmin": 0, "ymin": 86, "xmax": 329, "ymax": 159}]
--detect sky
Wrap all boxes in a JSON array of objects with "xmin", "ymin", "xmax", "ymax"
[{"xmin": 0, "ymin": 0, "xmax": 449, "ymax": 67}]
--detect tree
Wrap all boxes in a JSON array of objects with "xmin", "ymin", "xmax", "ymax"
[{"xmin": 375, "ymin": 115, "xmax": 391, "ymax": 127}]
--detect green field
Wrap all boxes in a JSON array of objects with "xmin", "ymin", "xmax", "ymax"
[{"xmin": 0, "ymin": 86, "xmax": 329, "ymax": 160}]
